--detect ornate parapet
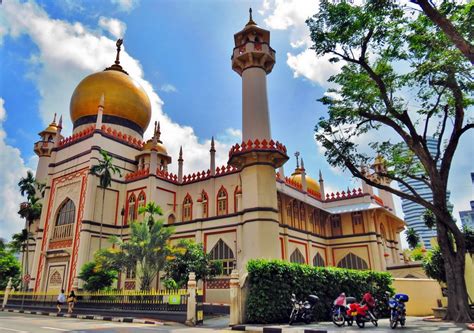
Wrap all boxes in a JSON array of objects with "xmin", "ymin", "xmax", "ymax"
[{"xmin": 228, "ymin": 138, "xmax": 288, "ymax": 169}]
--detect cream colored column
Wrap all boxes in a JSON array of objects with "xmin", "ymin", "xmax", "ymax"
[
  {"xmin": 229, "ymin": 269, "xmax": 240, "ymax": 326},
  {"xmin": 186, "ymin": 272, "xmax": 197, "ymax": 326},
  {"xmin": 242, "ymin": 67, "xmax": 271, "ymax": 141}
]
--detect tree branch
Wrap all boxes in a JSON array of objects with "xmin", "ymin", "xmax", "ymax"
[{"xmin": 416, "ymin": 0, "xmax": 474, "ymax": 64}]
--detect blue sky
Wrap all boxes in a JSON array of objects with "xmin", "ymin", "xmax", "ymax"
[{"xmin": 0, "ymin": 0, "xmax": 472, "ymax": 241}]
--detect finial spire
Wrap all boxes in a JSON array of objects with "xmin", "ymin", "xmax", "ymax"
[
  {"xmin": 301, "ymin": 158, "xmax": 305, "ymax": 170},
  {"xmin": 99, "ymin": 93, "xmax": 105, "ymax": 107},
  {"xmin": 246, "ymin": 7, "xmax": 257, "ymax": 26},
  {"xmin": 58, "ymin": 115, "xmax": 63, "ymax": 129},
  {"xmin": 210, "ymin": 136, "xmax": 215, "ymax": 151},
  {"xmin": 156, "ymin": 121, "xmax": 161, "ymax": 141},
  {"xmin": 319, "ymin": 169, "xmax": 323, "ymax": 181},
  {"xmin": 179, "ymin": 146, "xmax": 183, "ymax": 159},
  {"xmin": 115, "ymin": 38, "xmax": 123, "ymax": 66},
  {"xmin": 294, "ymin": 151, "xmax": 300, "ymax": 169},
  {"xmin": 104, "ymin": 38, "xmax": 128, "ymax": 75},
  {"xmin": 52, "ymin": 113, "xmax": 57, "ymax": 124}
]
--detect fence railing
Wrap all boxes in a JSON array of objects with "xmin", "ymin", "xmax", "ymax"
[{"xmin": 6, "ymin": 289, "xmax": 192, "ymax": 312}]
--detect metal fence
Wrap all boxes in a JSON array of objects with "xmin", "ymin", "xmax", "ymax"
[{"xmin": 6, "ymin": 289, "xmax": 190, "ymax": 312}]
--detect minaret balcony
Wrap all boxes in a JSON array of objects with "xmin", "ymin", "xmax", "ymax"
[
  {"xmin": 232, "ymin": 41, "xmax": 276, "ymax": 75},
  {"xmin": 51, "ymin": 223, "xmax": 74, "ymax": 240},
  {"xmin": 228, "ymin": 139, "xmax": 288, "ymax": 169},
  {"xmin": 34, "ymin": 140, "xmax": 53, "ymax": 157}
]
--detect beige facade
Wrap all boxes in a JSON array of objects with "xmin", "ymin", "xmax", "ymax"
[{"xmin": 25, "ymin": 13, "xmax": 408, "ymax": 302}]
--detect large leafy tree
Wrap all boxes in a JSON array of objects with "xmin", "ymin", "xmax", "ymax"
[
  {"xmin": 164, "ymin": 240, "xmax": 222, "ymax": 288},
  {"xmin": 17, "ymin": 171, "xmax": 43, "ymax": 290},
  {"xmin": 0, "ymin": 246, "xmax": 21, "ymax": 290},
  {"xmin": 97, "ymin": 202, "xmax": 174, "ymax": 291},
  {"xmin": 89, "ymin": 149, "xmax": 122, "ymax": 250},
  {"xmin": 78, "ymin": 261, "xmax": 118, "ymax": 291},
  {"xmin": 308, "ymin": 0, "xmax": 473, "ymax": 321}
]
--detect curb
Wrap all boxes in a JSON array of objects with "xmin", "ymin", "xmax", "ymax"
[
  {"xmin": 231, "ymin": 325, "xmax": 327, "ymax": 333},
  {"xmin": 1, "ymin": 308, "xmax": 163, "ymax": 325}
]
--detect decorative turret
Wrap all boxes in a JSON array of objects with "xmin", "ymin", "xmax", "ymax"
[
  {"xmin": 319, "ymin": 169, "xmax": 325, "ymax": 200},
  {"xmin": 34, "ymin": 114, "xmax": 64, "ymax": 183},
  {"xmin": 178, "ymin": 146, "xmax": 184, "ymax": 183},
  {"xmin": 210, "ymin": 136, "xmax": 216, "ymax": 176},
  {"xmin": 137, "ymin": 121, "xmax": 171, "ymax": 172}
]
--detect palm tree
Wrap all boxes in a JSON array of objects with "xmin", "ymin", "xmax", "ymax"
[
  {"xmin": 17, "ymin": 172, "xmax": 43, "ymax": 291},
  {"xmin": 138, "ymin": 202, "xmax": 163, "ymax": 230},
  {"xmin": 9, "ymin": 229, "xmax": 30, "ymax": 278},
  {"xmin": 97, "ymin": 202, "xmax": 174, "ymax": 291},
  {"xmin": 89, "ymin": 149, "xmax": 122, "ymax": 250},
  {"xmin": 406, "ymin": 227, "xmax": 421, "ymax": 250}
]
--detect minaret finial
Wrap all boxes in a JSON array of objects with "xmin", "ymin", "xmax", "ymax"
[
  {"xmin": 319, "ymin": 169, "xmax": 323, "ymax": 181},
  {"xmin": 211, "ymin": 136, "xmax": 215, "ymax": 151},
  {"xmin": 246, "ymin": 7, "xmax": 257, "ymax": 26},
  {"xmin": 294, "ymin": 151, "xmax": 300, "ymax": 169},
  {"xmin": 115, "ymin": 38, "xmax": 123, "ymax": 66},
  {"xmin": 52, "ymin": 113, "xmax": 56, "ymax": 124},
  {"xmin": 156, "ymin": 121, "xmax": 161, "ymax": 140},
  {"xmin": 179, "ymin": 146, "xmax": 183, "ymax": 159},
  {"xmin": 301, "ymin": 158, "xmax": 305, "ymax": 170},
  {"xmin": 58, "ymin": 115, "xmax": 63, "ymax": 129}
]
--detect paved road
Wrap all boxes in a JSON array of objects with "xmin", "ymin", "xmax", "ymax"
[
  {"xmin": 0, "ymin": 312, "xmax": 471, "ymax": 333},
  {"xmin": 0, "ymin": 312, "xmax": 232, "ymax": 333}
]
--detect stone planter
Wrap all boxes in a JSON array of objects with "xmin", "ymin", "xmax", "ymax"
[{"xmin": 432, "ymin": 307, "xmax": 447, "ymax": 319}]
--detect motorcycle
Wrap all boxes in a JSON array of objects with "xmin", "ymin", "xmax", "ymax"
[
  {"xmin": 345, "ymin": 295, "xmax": 378, "ymax": 328},
  {"xmin": 331, "ymin": 294, "xmax": 354, "ymax": 327},
  {"xmin": 388, "ymin": 293, "xmax": 409, "ymax": 329},
  {"xmin": 289, "ymin": 293, "xmax": 319, "ymax": 325}
]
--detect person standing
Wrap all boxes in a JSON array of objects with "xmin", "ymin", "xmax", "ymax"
[
  {"xmin": 67, "ymin": 290, "xmax": 76, "ymax": 314},
  {"xmin": 56, "ymin": 289, "xmax": 66, "ymax": 314}
]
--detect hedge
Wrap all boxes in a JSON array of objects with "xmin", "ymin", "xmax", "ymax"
[{"xmin": 246, "ymin": 259, "xmax": 394, "ymax": 323}]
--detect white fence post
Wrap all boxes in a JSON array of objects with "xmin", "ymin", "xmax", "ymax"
[
  {"xmin": 229, "ymin": 269, "xmax": 240, "ymax": 326},
  {"xmin": 2, "ymin": 278, "xmax": 12, "ymax": 310},
  {"xmin": 186, "ymin": 272, "xmax": 196, "ymax": 326}
]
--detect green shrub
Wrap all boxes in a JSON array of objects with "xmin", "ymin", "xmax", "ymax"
[{"xmin": 246, "ymin": 259, "xmax": 394, "ymax": 324}]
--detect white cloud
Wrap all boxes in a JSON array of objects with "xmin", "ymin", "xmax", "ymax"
[
  {"xmin": 98, "ymin": 16, "xmax": 126, "ymax": 39},
  {"xmin": 160, "ymin": 84, "xmax": 177, "ymax": 93},
  {"xmin": 0, "ymin": 0, "xmax": 239, "ymax": 177},
  {"xmin": 110, "ymin": 0, "xmax": 138, "ymax": 12},
  {"xmin": 287, "ymin": 50, "xmax": 341, "ymax": 87},
  {"xmin": 0, "ymin": 98, "xmax": 31, "ymax": 241}
]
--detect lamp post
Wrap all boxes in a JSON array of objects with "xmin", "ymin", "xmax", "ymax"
[{"xmin": 120, "ymin": 206, "xmax": 125, "ymax": 241}]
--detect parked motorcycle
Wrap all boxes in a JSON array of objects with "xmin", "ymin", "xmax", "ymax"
[
  {"xmin": 289, "ymin": 293, "xmax": 319, "ymax": 325},
  {"xmin": 388, "ymin": 293, "xmax": 409, "ymax": 329},
  {"xmin": 345, "ymin": 294, "xmax": 378, "ymax": 328},
  {"xmin": 331, "ymin": 293, "xmax": 354, "ymax": 327}
]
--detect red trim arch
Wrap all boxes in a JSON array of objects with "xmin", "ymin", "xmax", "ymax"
[{"xmin": 216, "ymin": 185, "xmax": 228, "ymax": 216}]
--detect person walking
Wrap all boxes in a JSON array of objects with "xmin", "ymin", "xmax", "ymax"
[
  {"xmin": 56, "ymin": 289, "xmax": 66, "ymax": 314},
  {"xmin": 67, "ymin": 290, "xmax": 76, "ymax": 314}
]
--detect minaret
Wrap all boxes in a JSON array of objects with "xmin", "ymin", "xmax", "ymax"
[
  {"xmin": 232, "ymin": 8, "xmax": 275, "ymax": 141},
  {"xmin": 34, "ymin": 114, "xmax": 62, "ymax": 183},
  {"xmin": 300, "ymin": 158, "xmax": 307, "ymax": 193},
  {"xmin": 229, "ymin": 10, "xmax": 288, "ymax": 267},
  {"xmin": 178, "ymin": 146, "xmax": 184, "ymax": 183},
  {"xmin": 210, "ymin": 137, "xmax": 216, "ymax": 176},
  {"xmin": 319, "ymin": 170, "xmax": 325, "ymax": 200}
]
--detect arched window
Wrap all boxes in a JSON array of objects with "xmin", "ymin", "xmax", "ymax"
[
  {"xmin": 330, "ymin": 214, "xmax": 342, "ymax": 236},
  {"xmin": 209, "ymin": 239, "xmax": 235, "ymax": 275},
  {"xmin": 127, "ymin": 194, "xmax": 137, "ymax": 223},
  {"xmin": 290, "ymin": 248, "xmax": 306, "ymax": 264},
  {"xmin": 299, "ymin": 203, "xmax": 306, "ymax": 230},
  {"xmin": 137, "ymin": 191, "xmax": 146, "ymax": 211},
  {"xmin": 352, "ymin": 212, "xmax": 364, "ymax": 234},
  {"xmin": 168, "ymin": 214, "xmax": 176, "ymax": 225},
  {"xmin": 201, "ymin": 191, "xmax": 209, "ymax": 218},
  {"xmin": 182, "ymin": 194, "xmax": 193, "ymax": 222},
  {"xmin": 313, "ymin": 252, "xmax": 325, "ymax": 267},
  {"xmin": 292, "ymin": 201, "xmax": 299, "ymax": 229},
  {"xmin": 53, "ymin": 199, "xmax": 75, "ymax": 240},
  {"xmin": 56, "ymin": 199, "xmax": 75, "ymax": 226},
  {"xmin": 216, "ymin": 186, "xmax": 228, "ymax": 216},
  {"xmin": 337, "ymin": 253, "xmax": 368, "ymax": 270}
]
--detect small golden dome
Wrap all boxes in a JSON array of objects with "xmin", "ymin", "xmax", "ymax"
[
  {"xmin": 70, "ymin": 70, "xmax": 151, "ymax": 133},
  {"xmin": 289, "ymin": 168, "xmax": 320, "ymax": 193},
  {"xmin": 143, "ymin": 139, "xmax": 168, "ymax": 155}
]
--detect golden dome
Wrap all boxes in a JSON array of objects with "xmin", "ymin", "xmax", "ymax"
[
  {"xmin": 143, "ymin": 139, "xmax": 168, "ymax": 155},
  {"xmin": 69, "ymin": 68, "xmax": 151, "ymax": 133},
  {"xmin": 289, "ymin": 168, "xmax": 320, "ymax": 193}
]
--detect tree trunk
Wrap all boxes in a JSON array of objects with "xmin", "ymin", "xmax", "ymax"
[
  {"xmin": 436, "ymin": 218, "xmax": 473, "ymax": 322},
  {"xmin": 99, "ymin": 187, "xmax": 105, "ymax": 250},
  {"xmin": 24, "ymin": 221, "xmax": 30, "ymax": 291}
]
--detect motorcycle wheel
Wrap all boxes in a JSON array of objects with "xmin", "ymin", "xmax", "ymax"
[
  {"xmin": 332, "ymin": 313, "xmax": 345, "ymax": 327},
  {"xmin": 356, "ymin": 320, "xmax": 365, "ymax": 328},
  {"xmin": 347, "ymin": 317, "xmax": 353, "ymax": 326},
  {"xmin": 304, "ymin": 316, "xmax": 312, "ymax": 325},
  {"xmin": 400, "ymin": 319, "xmax": 406, "ymax": 327},
  {"xmin": 390, "ymin": 319, "xmax": 398, "ymax": 329},
  {"xmin": 289, "ymin": 309, "xmax": 297, "ymax": 325}
]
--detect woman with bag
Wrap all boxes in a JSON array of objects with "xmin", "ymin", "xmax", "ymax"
[{"xmin": 67, "ymin": 290, "xmax": 77, "ymax": 314}]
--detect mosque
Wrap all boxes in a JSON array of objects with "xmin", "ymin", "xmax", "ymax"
[{"xmin": 26, "ymin": 12, "xmax": 406, "ymax": 302}]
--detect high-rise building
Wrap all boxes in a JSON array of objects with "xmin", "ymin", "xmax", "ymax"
[
  {"xmin": 399, "ymin": 138, "xmax": 453, "ymax": 249},
  {"xmin": 459, "ymin": 173, "xmax": 474, "ymax": 230}
]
